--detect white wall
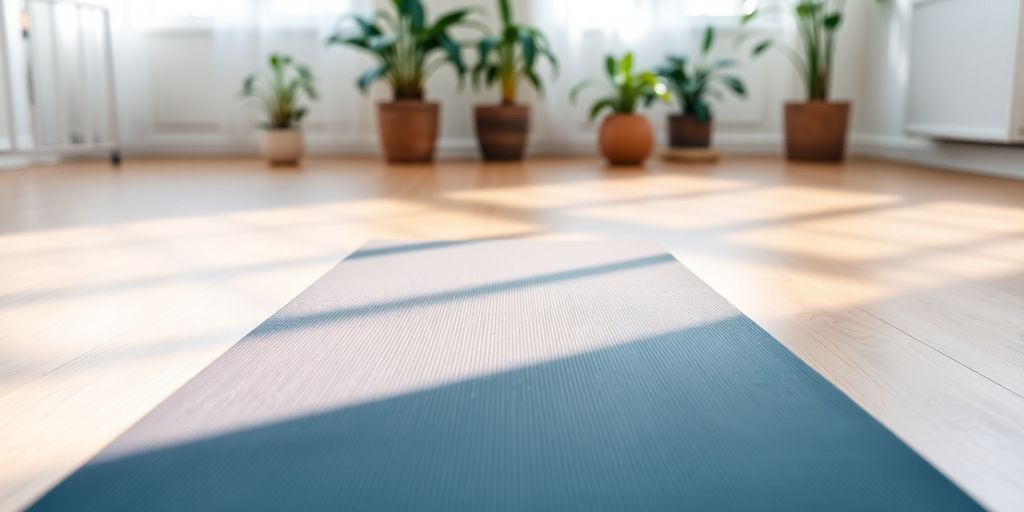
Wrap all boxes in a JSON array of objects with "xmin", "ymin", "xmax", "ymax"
[{"xmin": 850, "ymin": 0, "xmax": 1024, "ymax": 180}]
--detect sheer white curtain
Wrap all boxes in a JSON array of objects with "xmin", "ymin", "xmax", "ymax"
[{"xmin": 102, "ymin": 0, "xmax": 363, "ymax": 152}]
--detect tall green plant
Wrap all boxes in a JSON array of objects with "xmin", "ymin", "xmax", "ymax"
[
  {"xmin": 570, "ymin": 52, "xmax": 669, "ymax": 120},
  {"xmin": 326, "ymin": 0, "xmax": 479, "ymax": 100},
  {"xmin": 656, "ymin": 26, "xmax": 746, "ymax": 122},
  {"xmin": 472, "ymin": 0, "xmax": 558, "ymax": 105},
  {"xmin": 744, "ymin": 0, "xmax": 847, "ymax": 101},
  {"xmin": 240, "ymin": 53, "xmax": 318, "ymax": 129}
]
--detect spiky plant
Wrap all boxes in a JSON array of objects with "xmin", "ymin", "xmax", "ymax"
[
  {"xmin": 744, "ymin": 0, "xmax": 847, "ymax": 101},
  {"xmin": 472, "ymin": 0, "xmax": 557, "ymax": 105},
  {"xmin": 326, "ymin": 0, "xmax": 480, "ymax": 100},
  {"xmin": 656, "ymin": 26, "xmax": 746, "ymax": 123},
  {"xmin": 240, "ymin": 53, "xmax": 317, "ymax": 129}
]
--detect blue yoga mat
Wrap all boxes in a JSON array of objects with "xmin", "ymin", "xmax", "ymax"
[{"xmin": 31, "ymin": 241, "xmax": 981, "ymax": 511}]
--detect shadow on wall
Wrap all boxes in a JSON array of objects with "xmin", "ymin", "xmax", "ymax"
[{"xmin": 31, "ymin": 315, "xmax": 979, "ymax": 511}]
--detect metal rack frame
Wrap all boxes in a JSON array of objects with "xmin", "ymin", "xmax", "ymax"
[{"xmin": 0, "ymin": 0, "xmax": 121, "ymax": 165}]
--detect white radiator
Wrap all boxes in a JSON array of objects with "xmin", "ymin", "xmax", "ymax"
[
  {"xmin": 0, "ymin": 0, "xmax": 121, "ymax": 163},
  {"xmin": 906, "ymin": 0, "xmax": 1024, "ymax": 143}
]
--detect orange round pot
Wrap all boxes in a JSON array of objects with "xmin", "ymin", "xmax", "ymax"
[
  {"xmin": 377, "ymin": 101, "xmax": 440, "ymax": 163},
  {"xmin": 784, "ymin": 101, "xmax": 851, "ymax": 162},
  {"xmin": 474, "ymin": 104, "xmax": 530, "ymax": 161},
  {"xmin": 599, "ymin": 114, "xmax": 654, "ymax": 166}
]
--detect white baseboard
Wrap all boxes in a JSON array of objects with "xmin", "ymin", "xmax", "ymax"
[
  {"xmin": 33, "ymin": 130, "xmax": 1024, "ymax": 183},
  {"xmin": 851, "ymin": 134, "xmax": 1024, "ymax": 181},
  {"xmin": 121, "ymin": 132, "xmax": 786, "ymax": 159}
]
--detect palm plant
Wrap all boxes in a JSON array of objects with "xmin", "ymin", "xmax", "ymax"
[
  {"xmin": 326, "ymin": 0, "xmax": 479, "ymax": 100},
  {"xmin": 656, "ymin": 26, "xmax": 746, "ymax": 123},
  {"xmin": 472, "ymin": 0, "xmax": 557, "ymax": 105},
  {"xmin": 240, "ymin": 53, "xmax": 318, "ymax": 129},
  {"xmin": 744, "ymin": 0, "xmax": 847, "ymax": 101},
  {"xmin": 570, "ymin": 52, "xmax": 669, "ymax": 120}
]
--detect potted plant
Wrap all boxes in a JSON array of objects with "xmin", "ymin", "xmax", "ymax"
[
  {"xmin": 240, "ymin": 53, "xmax": 318, "ymax": 166},
  {"xmin": 655, "ymin": 26, "xmax": 746, "ymax": 149},
  {"xmin": 471, "ymin": 0, "xmax": 557, "ymax": 161},
  {"xmin": 570, "ymin": 52, "xmax": 669, "ymax": 166},
  {"xmin": 745, "ymin": 0, "xmax": 851, "ymax": 161},
  {"xmin": 327, "ymin": 0, "xmax": 478, "ymax": 163}
]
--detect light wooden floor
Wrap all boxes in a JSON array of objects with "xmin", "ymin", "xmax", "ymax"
[{"xmin": 0, "ymin": 156, "xmax": 1022, "ymax": 511}]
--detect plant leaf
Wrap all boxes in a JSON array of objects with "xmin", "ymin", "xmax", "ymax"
[
  {"xmin": 621, "ymin": 52, "xmax": 634, "ymax": 76},
  {"xmin": 524, "ymin": 69, "xmax": 543, "ymax": 95},
  {"xmin": 357, "ymin": 64, "xmax": 389, "ymax": 93},
  {"xmin": 430, "ymin": 8, "xmax": 474, "ymax": 38},
  {"xmin": 604, "ymin": 55, "xmax": 616, "ymax": 82},
  {"xmin": 498, "ymin": 0, "xmax": 512, "ymax": 27},
  {"xmin": 350, "ymin": 15, "xmax": 382, "ymax": 37},
  {"xmin": 693, "ymin": 101, "xmax": 711, "ymax": 123},
  {"xmin": 241, "ymin": 74, "xmax": 257, "ymax": 96},
  {"xmin": 472, "ymin": 37, "xmax": 499, "ymax": 86},
  {"xmin": 719, "ymin": 75, "xmax": 746, "ymax": 96},
  {"xmin": 326, "ymin": 34, "xmax": 371, "ymax": 50},
  {"xmin": 394, "ymin": 0, "xmax": 425, "ymax": 29},
  {"xmin": 714, "ymin": 58, "xmax": 736, "ymax": 68},
  {"xmin": 701, "ymin": 26, "xmax": 714, "ymax": 55},
  {"xmin": 570, "ymin": 79, "xmax": 598, "ymax": 104},
  {"xmin": 589, "ymin": 97, "xmax": 616, "ymax": 121},
  {"xmin": 795, "ymin": 1, "xmax": 822, "ymax": 18},
  {"xmin": 824, "ymin": 12, "xmax": 842, "ymax": 30},
  {"xmin": 437, "ymin": 33, "xmax": 465, "ymax": 75},
  {"xmin": 741, "ymin": 7, "xmax": 758, "ymax": 25},
  {"xmin": 753, "ymin": 39, "xmax": 772, "ymax": 56},
  {"xmin": 532, "ymin": 28, "xmax": 559, "ymax": 77},
  {"xmin": 519, "ymin": 29, "xmax": 537, "ymax": 72}
]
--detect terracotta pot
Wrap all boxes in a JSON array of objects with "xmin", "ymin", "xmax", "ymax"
[
  {"xmin": 784, "ymin": 101, "xmax": 851, "ymax": 162},
  {"xmin": 261, "ymin": 128, "xmax": 304, "ymax": 166},
  {"xmin": 668, "ymin": 114, "xmax": 712, "ymax": 148},
  {"xmin": 599, "ymin": 114, "xmax": 654, "ymax": 166},
  {"xmin": 377, "ymin": 101, "xmax": 440, "ymax": 163},
  {"xmin": 474, "ymin": 104, "xmax": 530, "ymax": 161}
]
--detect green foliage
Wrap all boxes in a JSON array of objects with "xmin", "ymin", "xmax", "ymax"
[
  {"xmin": 570, "ymin": 52, "xmax": 669, "ymax": 121},
  {"xmin": 240, "ymin": 53, "xmax": 318, "ymax": 129},
  {"xmin": 744, "ymin": 0, "xmax": 847, "ymax": 101},
  {"xmin": 326, "ymin": 0, "xmax": 481, "ymax": 100},
  {"xmin": 472, "ymin": 0, "xmax": 558, "ymax": 104},
  {"xmin": 655, "ymin": 26, "xmax": 746, "ymax": 123}
]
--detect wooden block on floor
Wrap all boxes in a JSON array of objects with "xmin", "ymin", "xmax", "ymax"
[{"xmin": 662, "ymin": 147, "xmax": 719, "ymax": 163}]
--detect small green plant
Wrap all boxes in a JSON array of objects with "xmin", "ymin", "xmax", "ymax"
[
  {"xmin": 655, "ymin": 26, "xmax": 746, "ymax": 123},
  {"xmin": 744, "ymin": 0, "xmax": 847, "ymax": 101},
  {"xmin": 240, "ymin": 53, "xmax": 317, "ymax": 129},
  {"xmin": 326, "ymin": 0, "xmax": 479, "ymax": 100},
  {"xmin": 472, "ymin": 0, "xmax": 557, "ymax": 105},
  {"xmin": 570, "ymin": 52, "xmax": 669, "ymax": 120}
]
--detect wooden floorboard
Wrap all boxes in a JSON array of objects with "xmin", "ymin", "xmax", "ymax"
[{"xmin": 0, "ymin": 156, "xmax": 1022, "ymax": 511}]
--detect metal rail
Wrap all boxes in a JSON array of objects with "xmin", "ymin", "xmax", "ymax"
[{"xmin": 0, "ymin": 0, "xmax": 121, "ymax": 165}]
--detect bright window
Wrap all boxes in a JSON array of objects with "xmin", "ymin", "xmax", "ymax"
[
  {"xmin": 142, "ymin": 0, "xmax": 346, "ymax": 29},
  {"xmin": 686, "ymin": 0, "xmax": 751, "ymax": 16}
]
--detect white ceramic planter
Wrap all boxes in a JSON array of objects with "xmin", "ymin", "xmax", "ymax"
[{"xmin": 261, "ymin": 128, "xmax": 304, "ymax": 165}]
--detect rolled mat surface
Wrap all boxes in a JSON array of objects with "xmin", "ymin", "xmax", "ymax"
[{"xmin": 31, "ymin": 240, "xmax": 981, "ymax": 511}]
